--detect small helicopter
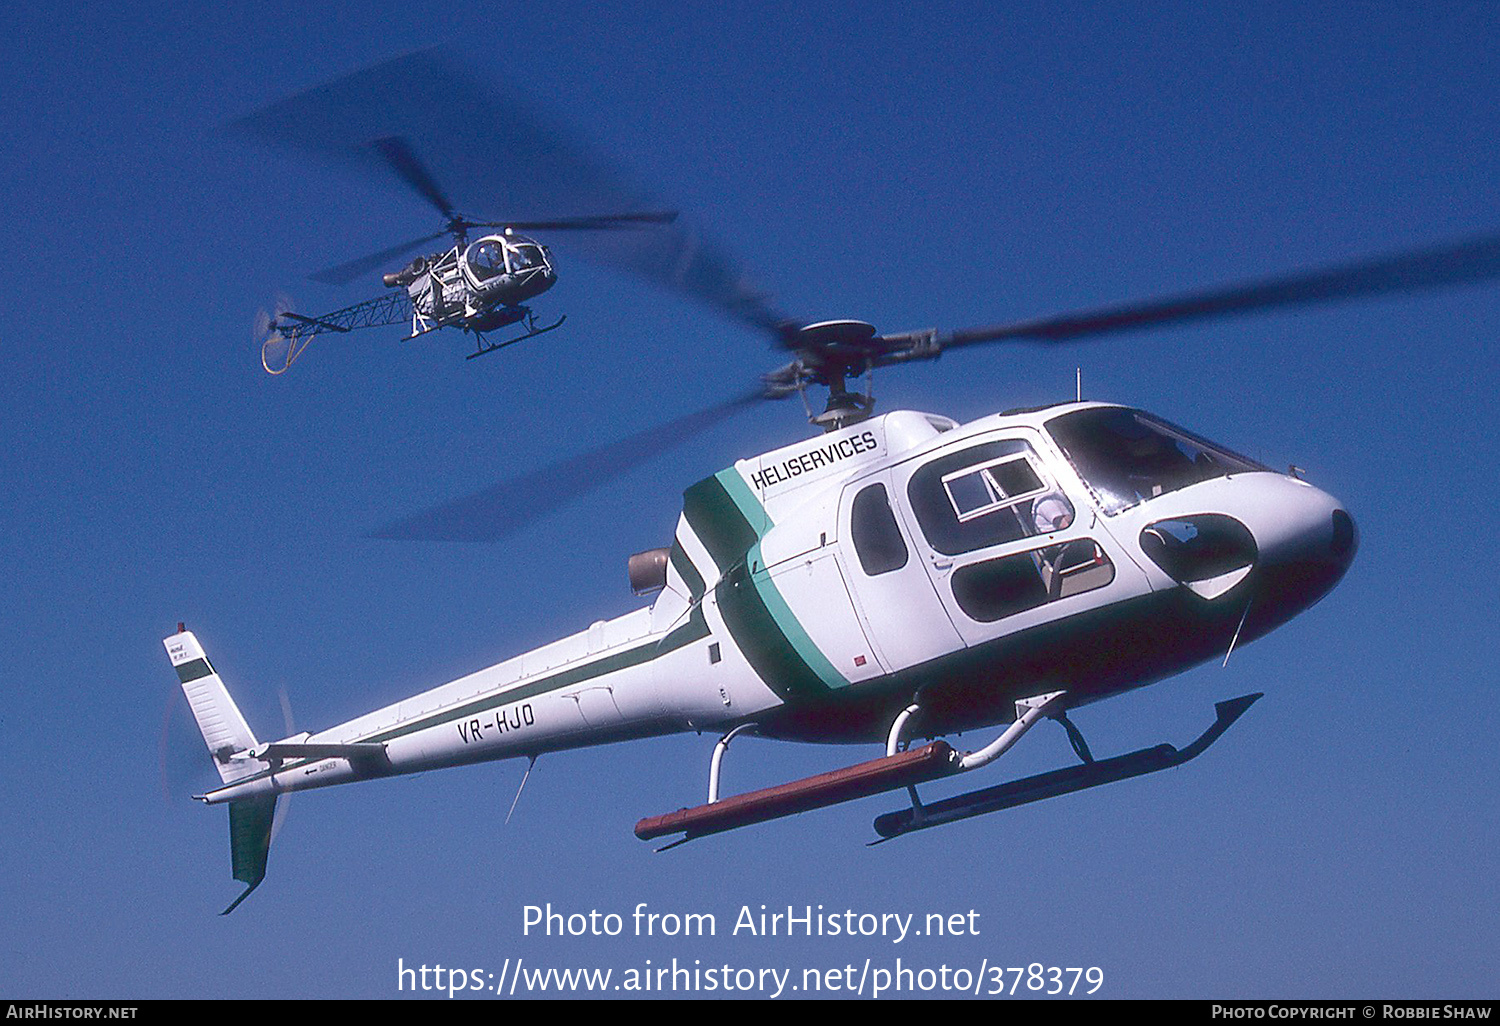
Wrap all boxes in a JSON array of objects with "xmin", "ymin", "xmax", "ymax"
[
  {"xmin": 172, "ymin": 52, "xmax": 1500, "ymax": 913},
  {"xmin": 251, "ymin": 135, "xmax": 678, "ymax": 372},
  {"xmin": 238, "ymin": 70, "xmax": 681, "ymax": 372}
]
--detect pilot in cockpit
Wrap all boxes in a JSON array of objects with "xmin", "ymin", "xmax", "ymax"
[{"xmin": 469, "ymin": 241, "xmax": 507, "ymax": 281}]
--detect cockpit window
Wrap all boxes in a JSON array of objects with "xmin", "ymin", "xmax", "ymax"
[
  {"xmin": 468, "ymin": 241, "xmax": 507, "ymax": 281},
  {"xmin": 1046, "ymin": 407, "xmax": 1267, "ymax": 515},
  {"xmin": 908, "ymin": 439, "xmax": 1075, "ymax": 556}
]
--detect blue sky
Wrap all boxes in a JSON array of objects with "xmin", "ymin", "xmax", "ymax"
[{"xmin": 1, "ymin": 0, "xmax": 1496, "ymax": 999}]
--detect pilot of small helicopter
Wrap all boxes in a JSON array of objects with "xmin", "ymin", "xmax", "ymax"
[{"xmin": 468, "ymin": 240, "xmax": 507, "ymax": 281}]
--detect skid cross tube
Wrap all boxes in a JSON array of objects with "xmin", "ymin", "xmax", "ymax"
[
  {"xmin": 885, "ymin": 699, "xmax": 927, "ymax": 817},
  {"xmin": 958, "ymin": 691, "xmax": 1067, "ymax": 771},
  {"xmin": 708, "ymin": 724, "xmax": 758, "ymax": 804},
  {"xmin": 886, "ymin": 702, "xmax": 923, "ymax": 757}
]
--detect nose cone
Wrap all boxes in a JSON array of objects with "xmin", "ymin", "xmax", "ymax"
[
  {"xmin": 1135, "ymin": 473, "xmax": 1356, "ymax": 631},
  {"xmin": 1234, "ymin": 476, "xmax": 1357, "ymax": 630}
]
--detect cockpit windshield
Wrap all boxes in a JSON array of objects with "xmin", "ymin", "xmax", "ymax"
[
  {"xmin": 1045, "ymin": 407, "xmax": 1267, "ymax": 515},
  {"xmin": 467, "ymin": 241, "xmax": 507, "ymax": 281},
  {"xmin": 507, "ymin": 244, "xmax": 544, "ymax": 272}
]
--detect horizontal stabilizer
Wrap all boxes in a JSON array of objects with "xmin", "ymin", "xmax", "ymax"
[{"xmin": 252, "ymin": 740, "xmax": 390, "ymax": 767}]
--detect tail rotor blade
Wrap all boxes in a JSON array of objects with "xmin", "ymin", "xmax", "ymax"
[
  {"xmin": 270, "ymin": 686, "xmax": 296, "ymax": 842},
  {"xmin": 158, "ymin": 689, "xmax": 221, "ymax": 803}
]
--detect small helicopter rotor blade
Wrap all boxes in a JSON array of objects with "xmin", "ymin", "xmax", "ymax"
[
  {"xmin": 923, "ymin": 232, "xmax": 1500, "ymax": 352},
  {"xmin": 469, "ymin": 211, "xmax": 681, "ymax": 232},
  {"xmin": 368, "ymin": 136, "xmax": 457, "ymax": 222},
  {"xmin": 308, "ymin": 229, "xmax": 448, "ymax": 285},
  {"xmin": 369, "ymin": 390, "xmax": 763, "ymax": 543}
]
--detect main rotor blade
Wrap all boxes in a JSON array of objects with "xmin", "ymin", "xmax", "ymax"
[
  {"xmin": 233, "ymin": 49, "xmax": 788, "ymax": 335},
  {"xmin": 473, "ymin": 212, "xmax": 680, "ymax": 232},
  {"xmin": 309, "ymin": 229, "xmax": 447, "ymax": 285},
  {"xmin": 369, "ymin": 390, "xmax": 763, "ymax": 542},
  {"xmin": 936, "ymin": 232, "xmax": 1500, "ymax": 350},
  {"xmin": 368, "ymin": 136, "xmax": 456, "ymax": 221}
]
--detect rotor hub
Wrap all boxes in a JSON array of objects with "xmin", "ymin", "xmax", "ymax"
[{"xmin": 792, "ymin": 319, "xmax": 880, "ymax": 357}]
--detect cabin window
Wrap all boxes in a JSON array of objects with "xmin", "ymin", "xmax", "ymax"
[
  {"xmin": 851, "ymin": 483, "xmax": 908, "ymax": 575},
  {"xmin": 951, "ymin": 540, "xmax": 1115, "ymax": 622},
  {"xmin": 908, "ymin": 440, "xmax": 1074, "ymax": 555}
]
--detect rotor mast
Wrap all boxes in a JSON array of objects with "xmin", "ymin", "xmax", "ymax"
[{"xmin": 772, "ymin": 320, "xmax": 883, "ymax": 432}]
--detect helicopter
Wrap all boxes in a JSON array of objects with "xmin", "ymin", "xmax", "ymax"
[
  {"xmin": 238, "ymin": 74, "xmax": 681, "ymax": 372},
  {"xmin": 255, "ymin": 213, "xmax": 684, "ymax": 373},
  {"xmin": 170, "ymin": 51, "xmax": 1500, "ymax": 914}
]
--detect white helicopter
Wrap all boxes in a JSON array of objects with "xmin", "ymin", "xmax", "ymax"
[
  {"xmin": 172, "ymin": 239, "xmax": 1500, "ymax": 911},
  {"xmin": 174, "ymin": 52, "xmax": 1500, "ymax": 914},
  {"xmin": 248, "ymin": 133, "xmax": 679, "ymax": 372}
]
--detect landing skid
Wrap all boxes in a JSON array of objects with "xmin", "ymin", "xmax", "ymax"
[
  {"xmin": 869, "ymin": 692, "xmax": 1262, "ymax": 842},
  {"xmin": 464, "ymin": 314, "xmax": 566, "ymax": 360}
]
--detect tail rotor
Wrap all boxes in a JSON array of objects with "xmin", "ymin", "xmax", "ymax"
[
  {"xmin": 270, "ymin": 684, "xmax": 296, "ymax": 842},
  {"xmin": 256, "ymin": 293, "xmax": 311, "ymax": 374}
]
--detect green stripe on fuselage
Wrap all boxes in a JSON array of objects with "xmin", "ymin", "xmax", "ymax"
[
  {"xmin": 217, "ymin": 637, "xmax": 668, "ymax": 791},
  {"xmin": 669, "ymin": 539, "xmax": 705, "ymax": 600},
  {"xmin": 357, "ymin": 640, "xmax": 660, "ymax": 745},
  {"xmin": 687, "ymin": 467, "xmax": 849, "ymax": 700},
  {"xmin": 682, "ymin": 472, "xmax": 763, "ymax": 572},
  {"xmin": 716, "ymin": 561, "xmax": 834, "ymax": 701},
  {"xmin": 746, "ymin": 541, "xmax": 850, "ymax": 691}
]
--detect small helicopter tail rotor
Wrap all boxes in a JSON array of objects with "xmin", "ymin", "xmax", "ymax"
[
  {"xmin": 257, "ymin": 294, "xmax": 314, "ymax": 375},
  {"xmin": 252, "ymin": 293, "xmax": 298, "ymax": 339}
]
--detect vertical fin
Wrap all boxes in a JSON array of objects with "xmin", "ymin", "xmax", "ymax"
[{"xmin": 162, "ymin": 629, "xmax": 260, "ymax": 784}]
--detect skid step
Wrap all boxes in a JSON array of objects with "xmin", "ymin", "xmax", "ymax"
[
  {"xmin": 637, "ymin": 740, "xmax": 961, "ymax": 845},
  {"xmin": 871, "ymin": 693, "xmax": 1262, "ymax": 842}
]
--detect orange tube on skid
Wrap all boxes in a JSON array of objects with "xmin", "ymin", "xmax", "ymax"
[{"xmin": 635, "ymin": 741, "xmax": 960, "ymax": 842}]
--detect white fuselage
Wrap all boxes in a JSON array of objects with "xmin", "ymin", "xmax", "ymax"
[{"xmin": 199, "ymin": 403, "xmax": 1355, "ymax": 805}]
